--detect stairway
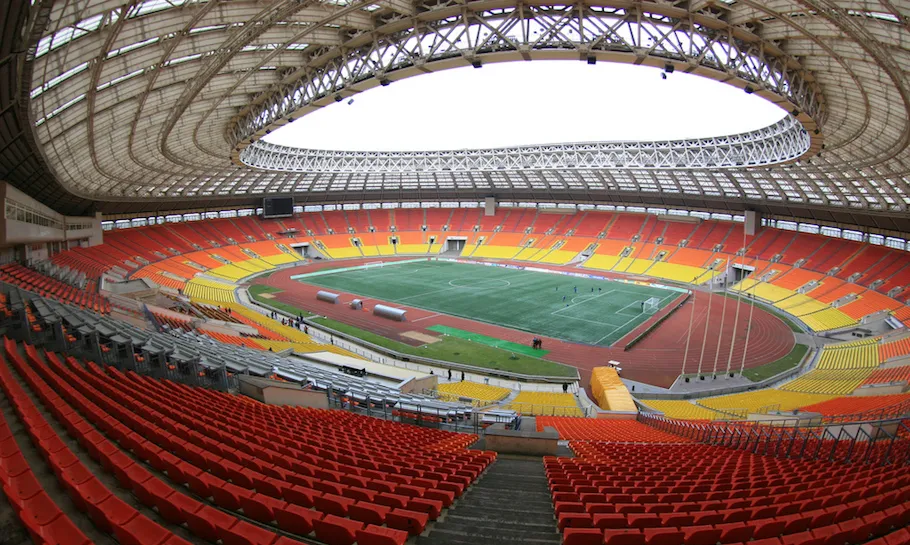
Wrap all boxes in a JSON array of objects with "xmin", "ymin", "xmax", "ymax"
[{"xmin": 418, "ymin": 455, "xmax": 560, "ymax": 545}]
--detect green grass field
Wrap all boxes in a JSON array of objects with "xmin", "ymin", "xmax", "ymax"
[
  {"xmin": 247, "ymin": 285, "xmax": 576, "ymax": 376},
  {"xmin": 295, "ymin": 260, "xmax": 679, "ymax": 346}
]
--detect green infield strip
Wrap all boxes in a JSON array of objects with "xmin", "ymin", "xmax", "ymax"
[{"xmin": 427, "ymin": 325, "xmax": 548, "ymax": 357}]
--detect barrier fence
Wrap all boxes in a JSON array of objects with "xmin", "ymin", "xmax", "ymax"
[{"xmin": 639, "ymin": 412, "xmax": 910, "ymax": 466}]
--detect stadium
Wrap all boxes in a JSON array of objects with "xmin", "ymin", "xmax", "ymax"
[{"xmin": 0, "ymin": 1, "xmax": 910, "ymax": 545}]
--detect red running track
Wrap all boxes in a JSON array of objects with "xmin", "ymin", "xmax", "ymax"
[{"xmin": 251, "ymin": 258, "xmax": 795, "ymax": 389}]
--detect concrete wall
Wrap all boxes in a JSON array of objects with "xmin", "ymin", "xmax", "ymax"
[
  {"xmin": 263, "ymin": 386, "xmax": 329, "ymax": 408},
  {"xmin": 239, "ymin": 379, "xmax": 330, "ymax": 409},
  {"xmin": 853, "ymin": 382, "xmax": 908, "ymax": 396},
  {"xmin": 882, "ymin": 355, "xmax": 910, "ymax": 368},
  {"xmin": 0, "ymin": 181, "xmax": 100, "ymax": 249},
  {"xmin": 484, "ymin": 424, "xmax": 558, "ymax": 456},
  {"xmin": 594, "ymin": 411, "xmax": 639, "ymax": 420},
  {"xmin": 400, "ymin": 374, "xmax": 437, "ymax": 394}
]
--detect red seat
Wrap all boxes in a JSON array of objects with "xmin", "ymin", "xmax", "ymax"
[
  {"xmin": 183, "ymin": 505, "xmax": 237, "ymax": 543},
  {"xmin": 18, "ymin": 492, "xmax": 59, "ymax": 526},
  {"xmin": 883, "ymin": 528, "xmax": 910, "ymax": 545},
  {"xmin": 314, "ymin": 493, "xmax": 355, "ymax": 517},
  {"xmin": 349, "ymin": 502, "xmax": 391, "ymax": 526},
  {"xmin": 86, "ymin": 494, "xmax": 138, "ymax": 534},
  {"xmin": 406, "ymin": 497, "xmax": 442, "ymax": 519},
  {"xmin": 386, "ymin": 508, "xmax": 428, "ymax": 536},
  {"xmin": 155, "ymin": 489, "xmax": 203, "ymax": 525},
  {"xmin": 556, "ymin": 502, "xmax": 588, "ymax": 515},
  {"xmin": 593, "ymin": 513, "xmax": 626, "ymax": 529},
  {"xmin": 781, "ymin": 530, "xmax": 824, "ymax": 545},
  {"xmin": 628, "ymin": 514, "xmax": 661, "ymax": 529},
  {"xmin": 716, "ymin": 522, "xmax": 754, "ymax": 544},
  {"xmin": 565, "ymin": 528, "xmax": 607, "ymax": 545},
  {"xmin": 133, "ymin": 476, "xmax": 173, "ymax": 508},
  {"xmin": 811, "ymin": 525, "xmax": 852, "ymax": 545},
  {"xmin": 355, "ymin": 524, "xmax": 409, "ymax": 545},
  {"xmin": 644, "ymin": 529, "xmax": 685, "ymax": 545},
  {"xmin": 683, "ymin": 526, "xmax": 721, "ymax": 545},
  {"xmin": 754, "ymin": 520, "xmax": 786, "ymax": 540},
  {"xmin": 283, "ymin": 485, "xmax": 319, "ymax": 508},
  {"xmin": 66, "ymin": 476, "xmax": 112, "ymax": 512},
  {"xmin": 23, "ymin": 511, "xmax": 92, "ymax": 545},
  {"xmin": 605, "ymin": 529, "xmax": 646, "ymax": 545},
  {"xmin": 241, "ymin": 493, "xmax": 286, "ymax": 524},
  {"xmin": 112, "ymin": 514, "xmax": 172, "ymax": 545},
  {"xmin": 275, "ymin": 505, "xmax": 323, "ymax": 536},
  {"xmin": 212, "ymin": 482, "xmax": 252, "ymax": 511},
  {"xmin": 219, "ymin": 519, "xmax": 279, "ymax": 545},
  {"xmin": 313, "ymin": 514, "xmax": 365, "ymax": 545}
]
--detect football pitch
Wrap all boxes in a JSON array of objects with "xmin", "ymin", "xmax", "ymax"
[{"xmin": 295, "ymin": 260, "xmax": 680, "ymax": 346}]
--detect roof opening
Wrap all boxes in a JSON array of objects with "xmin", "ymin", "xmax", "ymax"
[{"xmin": 264, "ymin": 61, "xmax": 786, "ymax": 152}]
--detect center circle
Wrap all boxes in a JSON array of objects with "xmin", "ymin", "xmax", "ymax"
[{"xmin": 448, "ymin": 278, "xmax": 511, "ymax": 289}]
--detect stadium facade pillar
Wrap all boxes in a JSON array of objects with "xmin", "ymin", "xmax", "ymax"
[
  {"xmin": 484, "ymin": 196, "xmax": 496, "ymax": 216},
  {"xmin": 744, "ymin": 210, "xmax": 761, "ymax": 236}
]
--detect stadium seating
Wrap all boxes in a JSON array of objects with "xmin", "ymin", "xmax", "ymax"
[
  {"xmin": 436, "ymin": 381, "xmax": 510, "ymax": 404},
  {"xmin": 0, "ymin": 263, "xmax": 110, "ymax": 313},
  {"xmin": 780, "ymin": 369, "xmax": 876, "ymax": 395},
  {"xmin": 536, "ymin": 417, "xmax": 693, "ymax": 442},
  {"xmin": 816, "ymin": 344, "xmax": 880, "ymax": 370},
  {"xmin": 800, "ymin": 308, "xmax": 859, "ymax": 332},
  {"xmin": 547, "ymin": 440, "xmax": 910, "ymax": 545},
  {"xmin": 698, "ymin": 390, "xmax": 838, "ymax": 415},
  {"xmin": 505, "ymin": 392, "xmax": 584, "ymax": 417},
  {"xmin": 646, "ymin": 262, "xmax": 714, "ymax": 284},
  {"xmin": 152, "ymin": 312, "xmax": 194, "ymax": 332},
  {"xmin": 880, "ymin": 336, "xmax": 910, "ymax": 361},
  {"xmin": 0, "ymin": 337, "xmax": 495, "ymax": 545},
  {"xmin": 863, "ymin": 366, "xmax": 910, "ymax": 386},
  {"xmin": 640, "ymin": 400, "xmax": 728, "ymax": 421},
  {"xmin": 183, "ymin": 277, "xmax": 237, "ymax": 303},
  {"xmin": 798, "ymin": 394, "xmax": 910, "ymax": 419},
  {"xmin": 29, "ymin": 211, "xmax": 910, "ymax": 355}
]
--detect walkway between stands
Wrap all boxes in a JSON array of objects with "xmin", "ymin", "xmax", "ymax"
[{"xmin": 417, "ymin": 455, "xmax": 560, "ymax": 545}]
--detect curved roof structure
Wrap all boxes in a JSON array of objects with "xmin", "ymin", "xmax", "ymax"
[{"xmin": 1, "ymin": 0, "xmax": 909, "ymax": 233}]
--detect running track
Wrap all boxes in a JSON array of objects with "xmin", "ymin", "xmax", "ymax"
[{"xmin": 252, "ymin": 258, "xmax": 796, "ymax": 389}]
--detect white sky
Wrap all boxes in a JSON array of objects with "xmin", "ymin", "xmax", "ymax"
[{"xmin": 265, "ymin": 61, "xmax": 786, "ymax": 152}]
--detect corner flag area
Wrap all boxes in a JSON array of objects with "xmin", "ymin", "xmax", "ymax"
[{"xmin": 295, "ymin": 260, "xmax": 679, "ymax": 346}]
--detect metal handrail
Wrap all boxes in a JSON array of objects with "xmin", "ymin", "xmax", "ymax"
[{"xmin": 638, "ymin": 411, "xmax": 910, "ymax": 466}]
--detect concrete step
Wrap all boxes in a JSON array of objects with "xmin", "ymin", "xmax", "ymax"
[
  {"xmin": 419, "ymin": 457, "xmax": 559, "ymax": 545},
  {"xmin": 419, "ymin": 528, "xmax": 561, "ymax": 545}
]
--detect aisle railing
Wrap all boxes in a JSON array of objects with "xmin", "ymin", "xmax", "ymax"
[{"xmin": 639, "ymin": 411, "xmax": 910, "ymax": 466}]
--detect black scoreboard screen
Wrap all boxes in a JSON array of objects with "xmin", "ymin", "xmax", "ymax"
[{"xmin": 262, "ymin": 197, "xmax": 294, "ymax": 218}]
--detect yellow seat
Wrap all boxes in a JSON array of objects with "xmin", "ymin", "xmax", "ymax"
[
  {"xmin": 437, "ymin": 381, "xmax": 511, "ymax": 404},
  {"xmin": 699, "ymin": 390, "xmax": 837, "ymax": 414},
  {"xmin": 642, "ymin": 400, "xmax": 728, "ymax": 420},
  {"xmin": 504, "ymin": 392, "xmax": 583, "ymax": 417}
]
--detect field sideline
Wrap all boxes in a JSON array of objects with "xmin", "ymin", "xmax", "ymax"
[{"xmin": 295, "ymin": 260, "xmax": 677, "ymax": 347}]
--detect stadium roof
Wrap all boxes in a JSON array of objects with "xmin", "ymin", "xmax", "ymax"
[{"xmin": 1, "ymin": 0, "xmax": 910, "ymax": 234}]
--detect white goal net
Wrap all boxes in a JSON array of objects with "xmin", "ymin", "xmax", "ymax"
[
  {"xmin": 364, "ymin": 261, "xmax": 384, "ymax": 269},
  {"xmin": 642, "ymin": 297, "xmax": 660, "ymax": 315}
]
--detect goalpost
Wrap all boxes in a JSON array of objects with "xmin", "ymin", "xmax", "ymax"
[
  {"xmin": 642, "ymin": 297, "xmax": 660, "ymax": 315},
  {"xmin": 364, "ymin": 261, "xmax": 384, "ymax": 270}
]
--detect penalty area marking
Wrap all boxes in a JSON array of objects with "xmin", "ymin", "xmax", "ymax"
[
  {"xmin": 551, "ymin": 289, "xmax": 616, "ymax": 316},
  {"xmin": 592, "ymin": 290, "xmax": 681, "ymax": 345}
]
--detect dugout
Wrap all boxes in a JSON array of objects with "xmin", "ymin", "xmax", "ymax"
[
  {"xmin": 374, "ymin": 304, "xmax": 407, "ymax": 321},
  {"xmin": 316, "ymin": 290, "xmax": 340, "ymax": 304}
]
